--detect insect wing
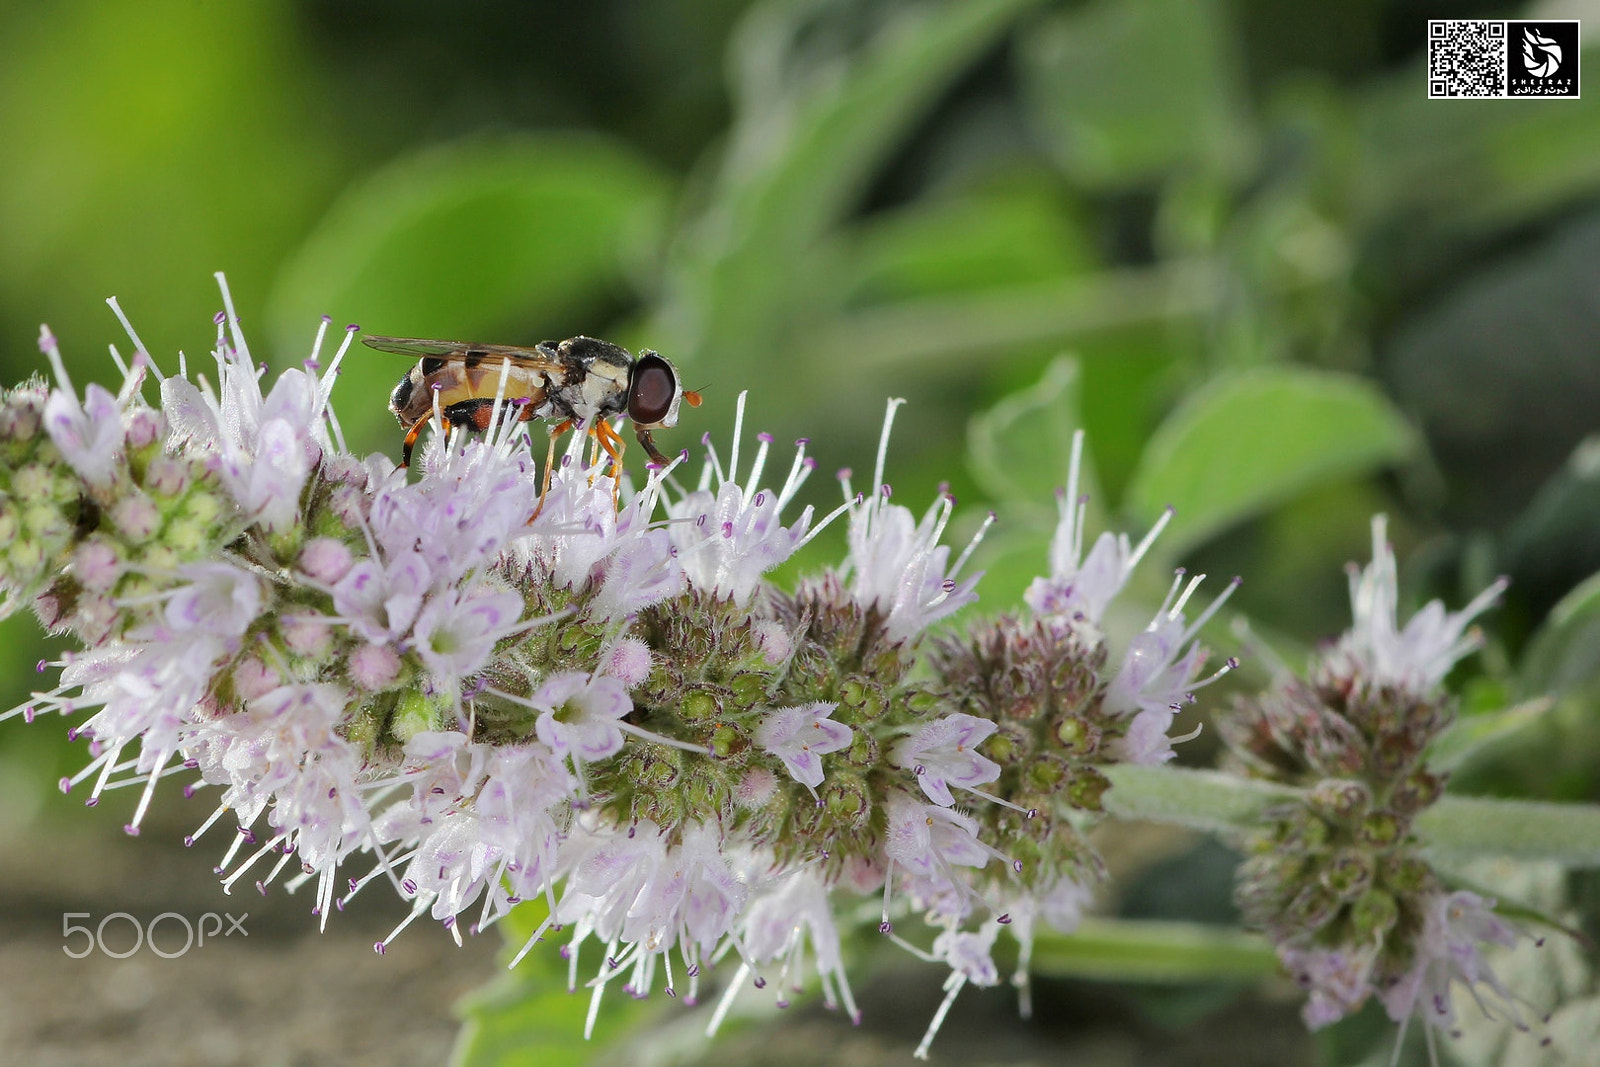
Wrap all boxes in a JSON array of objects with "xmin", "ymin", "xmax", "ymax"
[{"xmin": 361, "ymin": 335, "xmax": 564, "ymax": 374}]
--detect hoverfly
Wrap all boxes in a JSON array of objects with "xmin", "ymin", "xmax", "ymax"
[{"xmin": 363, "ymin": 334, "xmax": 701, "ymax": 486}]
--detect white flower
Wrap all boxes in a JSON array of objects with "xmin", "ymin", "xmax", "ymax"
[
  {"xmin": 668, "ymin": 392, "xmax": 831, "ymax": 606},
  {"xmin": 1337, "ymin": 515, "xmax": 1507, "ymax": 695},
  {"xmin": 914, "ymin": 921, "xmax": 1003, "ymax": 1060},
  {"xmin": 1024, "ymin": 431, "xmax": 1169, "ymax": 634},
  {"xmin": 730, "ymin": 869, "xmax": 859, "ymax": 1020},
  {"xmin": 411, "ymin": 587, "xmax": 526, "ymax": 680},
  {"xmin": 1103, "ymin": 571, "xmax": 1238, "ymax": 765},
  {"xmin": 753, "ymin": 701, "xmax": 853, "ymax": 790},
  {"xmin": 531, "ymin": 671, "xmax": 632, "ymax": 761},
  {"xmin": 841, "ymin": 399, "xmax": 990, "ymax": 644},
  {"xmin": 158, "ymin": 277, "xmax": 349, "ymax": 532},
  {"xmin": 892, "ymin": 713, "xmax": 1001, "ymax": 807}
]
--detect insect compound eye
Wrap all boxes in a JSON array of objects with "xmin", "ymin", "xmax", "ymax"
[{"xmin": 628, "ymin": 354, "xmax": 678, "ymax": 426}]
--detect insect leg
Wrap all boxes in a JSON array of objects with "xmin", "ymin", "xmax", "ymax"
[
  {"xmin": 593, "ymin": 419, "xmax": 627, "ymax": 509},
  {"xmin": 528, "ymin": 418, "xmax": 575, "ymax": 525},
  {"xmin": 400, "ymin": 422, "xmax": 426, "ymax": 468}
]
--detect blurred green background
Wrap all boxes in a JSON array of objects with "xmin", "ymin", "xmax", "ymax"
[{"xmin": 3, "ymin": 1, "xmax": 1600, "ymax": 1064}]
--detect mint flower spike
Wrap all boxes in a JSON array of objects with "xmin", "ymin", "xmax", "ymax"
[
  {"xmin": 841, "ymin": 397, "xmax": 994, "ymax": 643},
  {"xmin": 1224, "ymin": 513, "xmax": 1537, "ymax": 1049},
  {"xmin": 1338, "ymin": 514, "xmax": 1508, "ymax": 695}
]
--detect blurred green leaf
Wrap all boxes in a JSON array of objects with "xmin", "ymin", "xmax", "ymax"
[
  {"xmin": 846, "ymin": 179, "xmax": 1095, "ymax": 303},
  {"xmin": 1360, "ymin": 55, "xmax": 1600, "ymax": 232},
  {"xmin": 968, "ymin": 356, "xmax": 1087, "ymax": 510},
  {"xmin": 1030, "ymin": 918, "xmax": 1275, "ymax": 983},
  {"xmin": 0, "ymin": 0, "xmax": 342, "ymax": 368},
  {"xmin": 808, "ymin": 258, "xmax": 1221, "ymax": 372},
  {"xmin": 1521, "ymin": 570, "xmax": 1600, "ymax": 699},
  {"xmin": 1429, "ymin": 696, "xmax": 1557, "ymax": 774},
  {"xmin": 268, "ymin": 133, "xmax": 670, "ymax": 345},
  {"xmin": 657, "ymin": 0, "xmax": 1045, "ymax": 370},
  {"xmin": 1017, "ymin": 0, "xmax": 1255, "ymax": 189},
  {"xmin": 1123, "ymin": 367, "xmax": 1416, "ymax": 558}
]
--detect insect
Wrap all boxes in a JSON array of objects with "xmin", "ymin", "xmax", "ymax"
[{"xmin": 364, "ymin": 334, "xmax": 701, "ymax": 483}]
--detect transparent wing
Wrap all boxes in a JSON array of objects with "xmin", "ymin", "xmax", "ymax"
[{"xmin": 361, "ymin": 335, "xmax": 563, "ymax": 373}]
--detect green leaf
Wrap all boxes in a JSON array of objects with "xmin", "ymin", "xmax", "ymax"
[
  {"xmin": 1429, "ymin": 695, "xmax": 1557, "ymax": 773},
  {"xmin": 1416, "ymin": 795, "xmax": 1600, "ymax": 868},
  {"xmin": 1017, "ymin": 0, "xmax": 1255, "ymax": 189},
  {"xmin": 967, "ymin": 357, "xmax": 1087, "ymax": 509},
  {"xmin": 1105, "ymin": 765, "xmax": 1600, "ymax": 867},
  {"xmin": 1102, "ymin": 765, "xmax": 1297, "ymax": 835},
  {"xmin": 845, "ymin": 179, "xmax": 1096, "ymax": 303},
  {"xmin": 268, "ymin": 133, "xmax": 669, "ymax": 346},
  {"xmin": 1030, "ymin": 918, "xmax": 1276, "ymax": 983},
  {"xmin": 1521, "ymin": 569, "xmax": 1600, "ymax": 698},
  {"xmin": 1122, "ymin": 367, "xmax": 1417, "ymax": 558},
  {"xmin": 656, "ymin": 0, "xmax": 1045, "ymax": 369},
  {"xmin": 806, "ymin": 258, "xmax": 1220, "ymax": 373}
]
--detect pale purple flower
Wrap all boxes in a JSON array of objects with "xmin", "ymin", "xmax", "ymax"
[
  {"xmin": 44, "ymin": 382, "xmax": 124, "ymax": 488},
  {"xmin": 601, "ymin": 636, "xmax": 653, "ymax": 687},
  {"xmin": 161, "ymin": 561, "xmax": 263, "ymax": 637},
  {"xmin": 531, "ymin": 671, "xmax": 632, "ymax": 761},
  {"xmin": 158, "ymin": 278, "xmax": 348, "ymax": 532},
  {"xmin": 915, "ymin": 921, "xmax": 1003, "ymax": 1059},
  {"xmin": 842, "ymin": 399, "xmax": 989, "ymax": 644},
  {"xmin": 1379, "ymin": 890, "xmax": 1525, "ymax": 1033},
  {"xmin": 1103, "ymin": 572, "xmax": 1239, "ymax": 765},
  {"xmin": 1337, "ymin": 515, "xmax": 1507, "ymax": 695},
  {"xmin": 668, "ymin": 392, "xmax": 827, "ymax": 606},
  {"xmin": 1278, "ymin": 944, "xmax": 1378, "ymax": 1029},
  {"xmin": 411, "ymin": 588, "xmax": 526, "ymax": 680},
  {"xmin": 753, "ymin": 701, "xmax": 852, "ymax": 790},
  {"xmin": 731, "ymin": 870, "xmax": 859, "ymax": 1021},
  {"xmin": 1024, "ymin": 431, "xmax": 1169, "ymax": 631},
  {"xmin": 884, "ymin": 799, "xmax": 1009, "ymax": 922},
  {"xmin": 892, "ymin": 713, "xmax": 1000, "ymax": 806},
  {"xmin": 332, "ymin": 552, "xmax": 433, "ymax": 646}
]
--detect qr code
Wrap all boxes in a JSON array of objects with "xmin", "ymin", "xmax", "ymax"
[{"xmin": 1429, "ymin": 20, "xmax": 1507, "ymax": 97}]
